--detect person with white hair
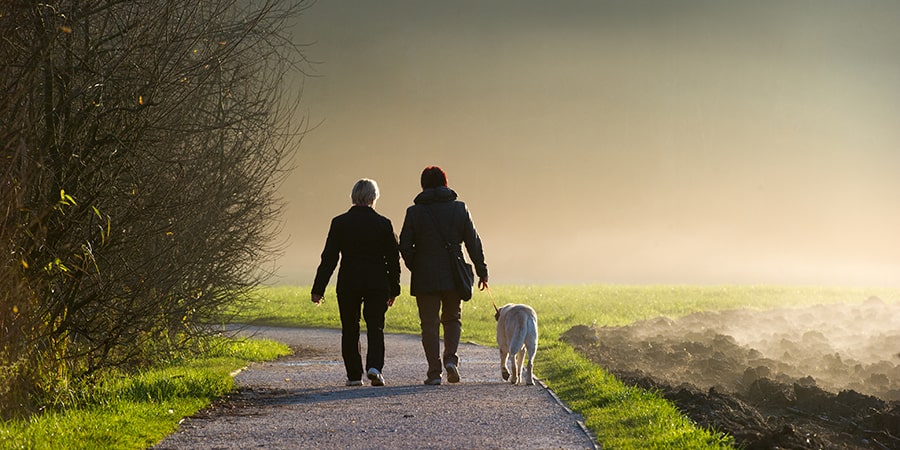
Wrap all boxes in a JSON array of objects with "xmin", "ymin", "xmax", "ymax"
[{"xmin": 312, "ymin": 178, "xmax": 401, "ymax": 386}]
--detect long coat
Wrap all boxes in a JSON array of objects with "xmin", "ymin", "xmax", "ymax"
[
  {"xmin": 399, "ymin": 186, "xmax": 488, "ymax": 297},
  {"xmin": 312, "ymin": 205, "xmax": 401, "ymax": 298}
]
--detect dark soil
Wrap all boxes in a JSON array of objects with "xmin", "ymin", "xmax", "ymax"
[{"xmin": 561, "ymin": 297, "xmax": 900, "ymax": 449}]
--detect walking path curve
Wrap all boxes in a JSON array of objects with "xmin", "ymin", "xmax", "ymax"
[{"xmin": 154, "ymin": 326, "xmax": 597, "ymax": 449}]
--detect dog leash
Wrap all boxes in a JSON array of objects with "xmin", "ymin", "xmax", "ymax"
[{"xmin": 484, "ymin": 284, "xmax": 500, "ymax": 314}]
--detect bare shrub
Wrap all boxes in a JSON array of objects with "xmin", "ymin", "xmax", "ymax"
[{"xmin": 1, "ymin": 0, "xmax": 309, "ymax": 418}]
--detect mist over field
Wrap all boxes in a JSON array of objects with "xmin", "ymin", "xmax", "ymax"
[{"xmin": 273, "ymin": 0, "xmax": 900, "ymax": 287}]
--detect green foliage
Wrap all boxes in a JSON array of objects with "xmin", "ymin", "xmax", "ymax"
[
  {"xmin": 238, "ymin": 284, "xmax": 899, "ymax": 448},
  {"xmin": 241, "ymin": 284, "xmax": 895, "ymax": 344},
  {"xmin": 238, "ymin": 286, "xmax": 425, "ymax": 334},
  {"xmin": 0, "ymin": 338, "xmax": 289, "ymax": 449},
  {"xmin": 540, "ymin": 341, "xmax": 732, "ymax": 448}
]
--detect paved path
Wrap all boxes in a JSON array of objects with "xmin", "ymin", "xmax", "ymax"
[{"xmin": 154, "ymin": 327, "xmax": 597, "ymax": 449}]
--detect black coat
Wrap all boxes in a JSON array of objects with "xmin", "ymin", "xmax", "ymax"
[
  {"xmin": 312, "ymin": 205, "xmax": 401, "ymax": 298},
  {"xmin": 399, "ymin": 187, "xmax": 487, "ymax": 297}
]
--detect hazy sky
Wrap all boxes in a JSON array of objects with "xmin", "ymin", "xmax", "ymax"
[{"xmin": 274, "ymin": 0, "xmax": 900, "ymax": 287}]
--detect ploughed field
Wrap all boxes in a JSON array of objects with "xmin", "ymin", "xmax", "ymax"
[{"xmin": 562, "ymin": 297, "xmax": 900, "ymax": 449}]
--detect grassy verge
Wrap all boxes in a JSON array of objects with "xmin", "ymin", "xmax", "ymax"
[
  {"xmin": 0, "ymin": 337, "xmax": 290, "ymax": 450},
  {"xmin": 242, "ymin": 284, "xmax": 898, "ymax": 448},
  {"xmin": 7, "ymin": 285, "xmax": 890, "ymax": 449}
]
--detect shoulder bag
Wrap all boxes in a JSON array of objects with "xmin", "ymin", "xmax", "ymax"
[{"xmin": 424, "ymin": 205, "xmax": 475, "ymax": 301}]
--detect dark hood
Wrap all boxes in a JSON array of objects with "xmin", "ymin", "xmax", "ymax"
[{"xmin": 413, "ymin": 186, "xmax": 458, "ymax": 205}]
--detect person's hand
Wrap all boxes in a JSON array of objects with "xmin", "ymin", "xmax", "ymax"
[
  {"xmin": 311, "ymin": 293, "xmax": 324, "ymax": 306},
  {"xmin": 387, "ymin": 297, "xmax": 396, "ymax": 307},
  {"xmin": 478, "ymin": 276, "xmax": 489, "ymax": 291}
]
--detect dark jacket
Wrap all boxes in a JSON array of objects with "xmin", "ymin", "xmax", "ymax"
[
  {"xmin": 312, "ymin": 205, "xmax": 401, "ymax": 298},
  {"xmin": 399, "ymin": 186, "xmax": 488, "ymax": 297}
]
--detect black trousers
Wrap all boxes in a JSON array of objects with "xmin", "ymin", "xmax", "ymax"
[{"xmin": 337, "ymin": 292, "xmax": 389, "ymax": 381}]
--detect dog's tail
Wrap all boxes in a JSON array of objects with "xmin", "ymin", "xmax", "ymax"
[
  {"xmin": 509, "ymin": 322, "xmax": 527, "ymax": 357},
  {"xmin": 508, "ymin": 312, "xmax": 532, "ymax": 349}
]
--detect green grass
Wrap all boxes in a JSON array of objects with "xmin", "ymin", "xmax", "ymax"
[
  {"xmin": 5, "ymin": 284, "xmax": 895, "ymax": 449},
  {"xmin": 0, "ymin": 337, "xmax": 290, "ymax": 450},
  {"xmin": 239, "ymin": 284, "xmax": 899, "ymax": 448}
]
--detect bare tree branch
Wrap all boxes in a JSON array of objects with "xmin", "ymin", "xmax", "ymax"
[{"xmin": 1, "ymin": 0, "xmax": 312, "ymax": 418}]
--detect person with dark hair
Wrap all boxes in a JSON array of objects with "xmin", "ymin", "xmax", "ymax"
[
  {"xmin": 399, "ymin": 166, "xmax": 489, "ymax": 385},
  {"xmin": 312, "ymin": 178, "xmax": 401, "ymax": 386}
]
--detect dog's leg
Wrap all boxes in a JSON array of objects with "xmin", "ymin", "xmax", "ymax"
[
  {"xmin": 513, "ymin": 347, "xmax": 525, "ymax": 385},
  {"xmin": 524, "ymin": 319, "xmax": 538, "ymax": 386},
  {"xmin": 506, "ymin": 346, "xmax": 519, "ymax": 384},
  {"xmin": 523, "ymin": 354, "xmax": 535, "ymax": 385},
  {"xmin": 523, "ymin": 344, "xmax": 536, "ymax": 386},
  {"xmin": 497, "ymin": 322, "xmax": 511, "ymax": 381},
  {"xmin": 507, "ymin": 318, "xmax": 528, "ymax": 385},
  {"xmin": 499, "ymin": 348, "xmax": 510, "ymax": 381}
]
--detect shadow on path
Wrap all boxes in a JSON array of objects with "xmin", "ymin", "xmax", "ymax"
[{"xmin": 154, "ymin": 327, "xmax": 597, "ymax": 450}]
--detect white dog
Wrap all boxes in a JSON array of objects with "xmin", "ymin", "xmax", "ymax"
[{"xmin": 495, "ymin": 303, "xmax": 538, "ymax": 385}]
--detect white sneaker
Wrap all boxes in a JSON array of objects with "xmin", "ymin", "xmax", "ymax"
[
  {"xmin": 346, "ymin": 379, "xmax": 363, "ymax": 386},
  {"xmin": 367, "ymin": 368, "xmax": 385, "ymax": 386}
]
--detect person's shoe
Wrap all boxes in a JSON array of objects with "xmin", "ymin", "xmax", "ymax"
[
  {"xmin": 445, "ymin": 363, "xmax": 460, "ymax": 383},
  {"xmin": 367, "ymin": 368, "xmax": 385, "ymax": 386},
  {"xmin": 346, "ymin": 379, "xmax": 363, "ymax": 386},
  {"xmin": 423, "ymin": 378, "xmax": 442, "ymax": 385}
]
